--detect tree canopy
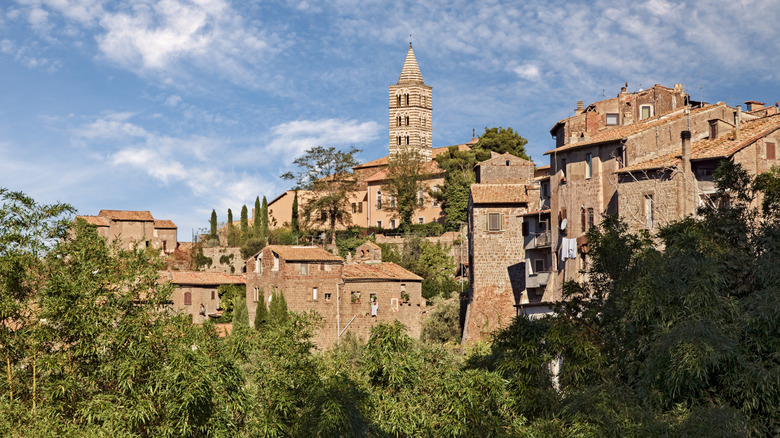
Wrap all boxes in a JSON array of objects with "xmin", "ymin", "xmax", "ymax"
[
  {"xmin": 281, "ymin": 146, "xmax": 361, "ymax": 244},
  {"xmin": 383, "ymin": 148, "xmax": 432, "ymax": 232}
]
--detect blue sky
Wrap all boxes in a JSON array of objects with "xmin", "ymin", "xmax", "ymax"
[{"xmin": 2, "ymin": 0, "xmax": 779, "ymax": 239}]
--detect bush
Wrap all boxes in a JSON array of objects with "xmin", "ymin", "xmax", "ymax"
[
  {"xmin": 268, "ymin": 227, "xmax": 297, "ymax": 245},
  {"xmin": 421, "ymin": 298, "xmax": 461, "ymax": 344},
  {"xmin": 241, "ymin": 237, "xmax": 266, "ymax": 259}
]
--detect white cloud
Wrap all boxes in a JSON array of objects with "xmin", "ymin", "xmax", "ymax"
[
  {"xmin": 265, "ymin": 118, "xmax": 382, "ymax": 160},
  {"xmin": 513, "ymin": 64, "xmax": 541, "ymax": 82},
  {"xmin": 165, "ymin": 94, "xmax": 181, "ymax": 107}
]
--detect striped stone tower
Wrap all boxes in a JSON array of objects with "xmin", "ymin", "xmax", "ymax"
[{"xmin": 389, "ymin": 43, "xmax": 433, "ymax": 160}]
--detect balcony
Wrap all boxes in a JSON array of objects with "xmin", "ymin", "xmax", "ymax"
[
  {"xmin": 526, "ymin": 270, "xmax": 550, "ymax": 289},
  {"xmin": 525, "ymin": 231, "xmax": 552, "ymax": 249}
]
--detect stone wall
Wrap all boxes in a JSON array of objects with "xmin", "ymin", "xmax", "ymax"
[{"xmin": 202, "ymin": 247, "xmax": 243, "ymax": 274}]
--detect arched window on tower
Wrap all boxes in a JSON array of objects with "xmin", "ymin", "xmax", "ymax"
[
  {"xmin": 406, "ymin": 94, "xmax": 409, "ymax": 105},
  {"xmin": 405, "ymin": 116, "xmax": 409, "ymax": 126},
  {"xmin": 397, "ymin": 136, "xmax": 401, "ymax": 145},
  {"xmin": 397, "ymin": 116, "xmax": 401, "ymax": 126},
  {"xmin": 406, "ymin": 136, "xmax": 410, "ymax": 145},
  {"xmin": 397, "ymin": 95, "xmax": 401, "ymax": 106}
]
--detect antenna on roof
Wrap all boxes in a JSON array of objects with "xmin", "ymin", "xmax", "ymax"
[
  {"xmin": 409, "ymin": 34, "xmax": 412, "ymax": 47},
  {"xmin": 699, "ymin": 63, "xmax": 704, "ymax": 108}
]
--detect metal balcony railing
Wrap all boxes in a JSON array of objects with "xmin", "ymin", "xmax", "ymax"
[{"xmin": 526, "ymin": 231, "xmax": 552, "ymax": 249}]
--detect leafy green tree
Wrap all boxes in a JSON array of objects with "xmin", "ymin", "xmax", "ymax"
[
  {"xmin": 240, "ymin": 236, "xmax": 266, "ymax": 259},
  {"xmin": 209, "ymin": 209, "xmax": 218, "ymax": 240},
  {"xmin": 254, "ymin": 289, "xmax": 267, "ymax": 329},
  {"xmin": 473, "ymin": 126, "xmax": 531, "ymax": 161},
  {"xmin": 233, "ymin": 293, "xmax": 249, "ymax": 328},
  {"xmin": 217, "ymin": 284, "xmax": 243, "ymax": 322},
  {"xmin": 240, "ymin": 204, "xmax": 249, "ymax": 243},
  {"xmin": 281, "ymin": 146, "xmax": 361, "ymax": 245},
  {"xmin": 384, "ymin": 148, "xmax": 432, "ymax": 232},
  {"xmin": 291, "ymin": 191, "xmax": 300, "ymax": 235},
  {"xmin": 420, "ymin": 298, "xmax": 461, "ymax": 344}
]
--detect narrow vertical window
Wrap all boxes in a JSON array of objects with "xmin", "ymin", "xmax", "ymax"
[
  {"xmin": 581, "ymin": 208, "xmax": 586, "ymax": 233},
  {"xmin": 587, "ymin": 208, "xmax": 594, "ymax": 229},
  {"xmin": 300, "ymin": 263, "xmax": 309, "ymax": 275},
  {"xmin": 645, "ymin": 194, "xmax": 654, "ymax": 229},
  {"xmin": 406, "ymin": 94, "xmax": 409, "ymax": 105},
  {"xmin": 406, "ymin": 136, "xmax": 409, "ymax": 145},
  {"xmin": 376, "ymin": 191, "xmax": 382, "ymax": 210},
  {"xmin": 184, "ymin": 292, "xmax": 192, "ymax": 305},
  {"xmin": 561, "ymin": 158, "xmax": 567, "ymax": 178},
  {"xmin": 312, "ymin": 287, "xmax": 318, "ymax": 301},
  {"xmin": 397, "ymin": 95, "xmax": 401, "ymax": 106},
  {"xmin": 767, "ymin": 142, "xmax": 776, "ymax": 160},
  {"xmin": 585, "ymin": 153, "xmax": 593, "ymax": 179},
  {"xmin": 405, "ymin": 116, "xmax": 410, "ymax": 125}
]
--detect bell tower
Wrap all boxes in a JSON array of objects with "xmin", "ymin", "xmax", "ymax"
[{"xmin": 389, "ymin": 43, "xmax": 433, "ymax": 160}]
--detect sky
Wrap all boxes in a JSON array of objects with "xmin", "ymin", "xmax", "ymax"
[{"xmin": 2, "ymin": 0, "xmax": 780, "ymax": 240}]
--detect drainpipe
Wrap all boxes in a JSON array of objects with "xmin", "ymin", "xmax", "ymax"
[
  {"xmin": 681, "ymin": 130, "xmax": 692, "ymax": 215},
  {"xmin": 736, "ymin": 106, "xmax": 741, "ymax": 141}
]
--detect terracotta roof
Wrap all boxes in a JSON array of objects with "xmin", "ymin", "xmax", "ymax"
[
  {"xmin": 266, "ymin": 245, "xmax": 344, "ymax": 262},
  {"xmin": 618, "ymin": 113, "xmax": 780, "ymax": 173},
  {"xmin": 478, "ymin": 152, "xmax": 534, "ymax": 167},
  {"xmin": 358, "ymin": 240, "xmax": 381, "ymax": 250},
  {"xmin": 154, "ymin": 220, "xmax": 177, "ymax": 229},
  {"xmin": 353, "ymin": 143, "xmax": 471, "ymax": 170},
  {"xmin": 536, "ymin": 165, "xmax": 551, "ymax": 171},
  {"xmin": 161, "ymin": 271, "xmax": 245, "ymax": 285},
  {"xmin": 76, "ymin": 215, "xmax": 110, "ymax": 227},
  {"xmin": 544, "ymin": 103, "xmax": 729, "ymax": 155},
  {"xmin": 343, "ymin": 262, "xmax": 423, "ymax": 281},
  {"xmin": 470, "ymin": 184, "xmax": 528, "ymax": 204},
  {"xmin": 519, "ymin": 208, "xmax": 552, "ymax": 217},
  {"xmin": 364, "ymin": 159, "xmax": 443, "ymax": 183},
  {"xmin": 99, "ymin": 210, "xmax": 155, "ymax": 221}
]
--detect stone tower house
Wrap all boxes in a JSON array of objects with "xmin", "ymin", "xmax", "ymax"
[{"xmin": 389, "ymin": 43, "xmax": 433, "ymax": 160}]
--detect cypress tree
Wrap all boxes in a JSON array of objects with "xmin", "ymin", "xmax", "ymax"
[
  {"xmin": 261, "ymin": 196, "xmax": 269, "ymax": 239},
  {"xmin": 227, "ymin": 208, "xmax": 235, "ymax": 246},
  {"xmin": 254, "ymin": 196, "xmax": 262, "ymax": 237},
  {"xmin": 253, "ymin": 289, "xmax": 267, "ymax": 330},
  {"xmin": 240, "ymin": 204, "xmax": 249, "ymax": 244},
  {"xmin": 233, "ymin": 295, "xmax": 249, "ymax": 327},
  {"xmin": 269, "ymin": 290, "xmax": 288, "ymax": 324},
  {"xmin": 291, "ymin": 190, "xmax": 300, "ymax": 235},
  {"xmin": 209, "ymin": 209, "xmax": 218, "ymax": 239}
]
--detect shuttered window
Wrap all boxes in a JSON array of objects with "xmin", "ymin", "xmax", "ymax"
[
  {"xmin": 768, "ymin": 142, "xmax": 776, "ymax": 160},
  {"xmin": 486, "ymin": 212, "xmax": 504, "ymax": 232}
]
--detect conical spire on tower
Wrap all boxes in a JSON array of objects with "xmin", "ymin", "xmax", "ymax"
[{"xmin": 397, "ymin": 43, "xmax": 424, "ymax": 85}]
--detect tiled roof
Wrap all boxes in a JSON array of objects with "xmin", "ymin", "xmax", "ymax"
[
  {"xmin": 343, "ymin": 262, "xmax": 423, "ymax": 281},
  {"xmin": 353, "ymin": 143, "xmax": 471, "ymax": 170},
  {"xmin": 161, "ymin": 271, "xmax": 245, "ymax": 285},
  {"xmin": 478, "ymin": 152, "xmax": 534, "ymax": 167},
  {"xmin": 266, "ymin": 245, "xmax": 344, "ymax": 262},
  {"xmin": 618, "ymin": 113, "xmax": 780, "ymax": 173},
  {"xmin": 544, "ymin": 103, "xmax": 728, "ymax": 155},
  {"xmin": 154, "ymin": 220, "xmax": 177, "ymax": 229},
  {"xmin": 99, "ymin": 210, "xmax": 155, "ymax": 221},
  {"xmin": 76, "ymin": 215, "xmax": 110, "ymax": 227},
  {"xmin": 364, "ymin": 159, "xmax": 443, "ymax": 183},
  {"xmin": 519, "ymin": 208, "xmax": 552, "ymax": 217},
  {"xmin": 536, "ymin": 165, "xmax": 551, "ymax": 171},
  {"xmin": 470, "ymin": 184, "xmax": 528, "ymax": 204}
]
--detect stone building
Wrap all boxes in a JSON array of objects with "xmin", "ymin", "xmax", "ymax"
[
  {"xmin": 463, "ymin": 152, "xmax": 538, "ymax": 342},
  {"xmin": 264, "ymin": 44, "xmax": 477, "ymax": 231},
  {"xmin": 161, "ymin": 271, "xmax": 245, "ymax": 324},
  {"xmin": 244, "ymin": 244, "xmax": 423, "ymax": 349},
  {"xmin": 541, "ymin": 83, "xmax": 778, "ymax": 308},
  {"xmin": 75, "ymin": 210, "xmax": 177, "ymax": 255}
]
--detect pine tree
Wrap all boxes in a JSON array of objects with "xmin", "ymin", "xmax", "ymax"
[
  {"xmin": 291, "ymin": 191, "xmax": 300, "ymax": 235},
  {"xmin": 261, "ymin": 196, "xmax": 269, "ymax": 239},
  {"xmin": 240, "ymin": 205, "xmax": 249, "ymax": 244},
  {"xmin": 209, "ymin": 209, "xmax": 218, "ymax": 240},
  {"xmin": 254, "ymin": 196, "xmax": 262, "ymax": 238},
  {"xmin": 253, "ymin": 289, "xmax": 267, "ymax": 330}
]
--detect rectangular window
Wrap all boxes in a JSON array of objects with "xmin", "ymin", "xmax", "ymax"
[
  {"xmin": 184, "ymin": 292, "xmax": 192, "ymax": 306},
  {"xmin": 352, "ymin": 203, "xmax": 357, "ymax": 213},
  {"xmin": 710, "ymin": 122, "xmax": 718, "ymax": 140},
  {"xmin": 534, "ymin": 259, "xmax": 545, "ymax": 273},
  {"xmin": 358, "ymin": 202, "xmax": 363, "ymax": 213},
  {"xmin": 418, "ymin": 217, "xmax": 424, "ymax": 224},
  {"xmin": 585, "ymin": 153, "xmax": 593, "ymax": 179},
  {"xmin": 324, "ymin": 293, "xmax": 332, "ymax": 302},
  {"xmin": 606, "ymin": 113, "xmax": 618, "ymax": 125},
  {"xmin": 351, "ymin": 291, "xmax": 361, "ymax": 303},
  {"xmin": 300, "ymin": 263, "xmax": 309, "ymax": 275},
  {"xmin": 587, "ymin": 208, "xmax": 594, "ymax": 229},
  {"xmin": 432, "ymin": 185, "xmax": 439, "ymax": 206},
  {"xmin": 768, "ymin": 142, "xmax": 776, "ymax": 160},
  {"xmin": 273, "ymin": 253, "xmax": 279, "ymax": 271},
  {"xmin": 312, "ymin": 287, "xmax": 318, "ymax": 301},
  {"xmin": 561, "ymin": 158, "xmax": 567, "ymax": 179},
  {"xmin": 487, "ymin": 212, "xmax": 504, "ymax": 232},
  {"xmin": 211, "ymin": 290, "xmax": 215, "ymax": 300},
  {"xmin": 581, "ymin": 208, "xmax": 586, "ymax": 233},
  {"xmin": 376, "ymin": 220, "xmax": 382, "ymax": 228},
  {"xmin": 390, "ymin": 219, "xmax": 396, "ymax": 229},
  {"xmin": 253, "ymin": 287, "xmax": 259, "ymax": 303},
  {"xmin": 641, "ymin": 105, "xmax": 652, "ymax": 120},
  {"xmin": 645, "ymin": 194, "xmax": 654, "ymax": 229}
]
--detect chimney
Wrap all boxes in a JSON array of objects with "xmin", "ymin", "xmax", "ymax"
[
  {"xmin": 621, "ymin": 82, "xmax": 628, "ymax": 93},
  {"xmin": 744, "ymin": 100, "xmax": 765, "ymax": 112},
  {"xmin": 674, "ymin": 83, "xmax": 683, "ymax": 92},
  {"xmin": 576, "ymin": 101, "xmax": 584, "ymax": 113}
]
